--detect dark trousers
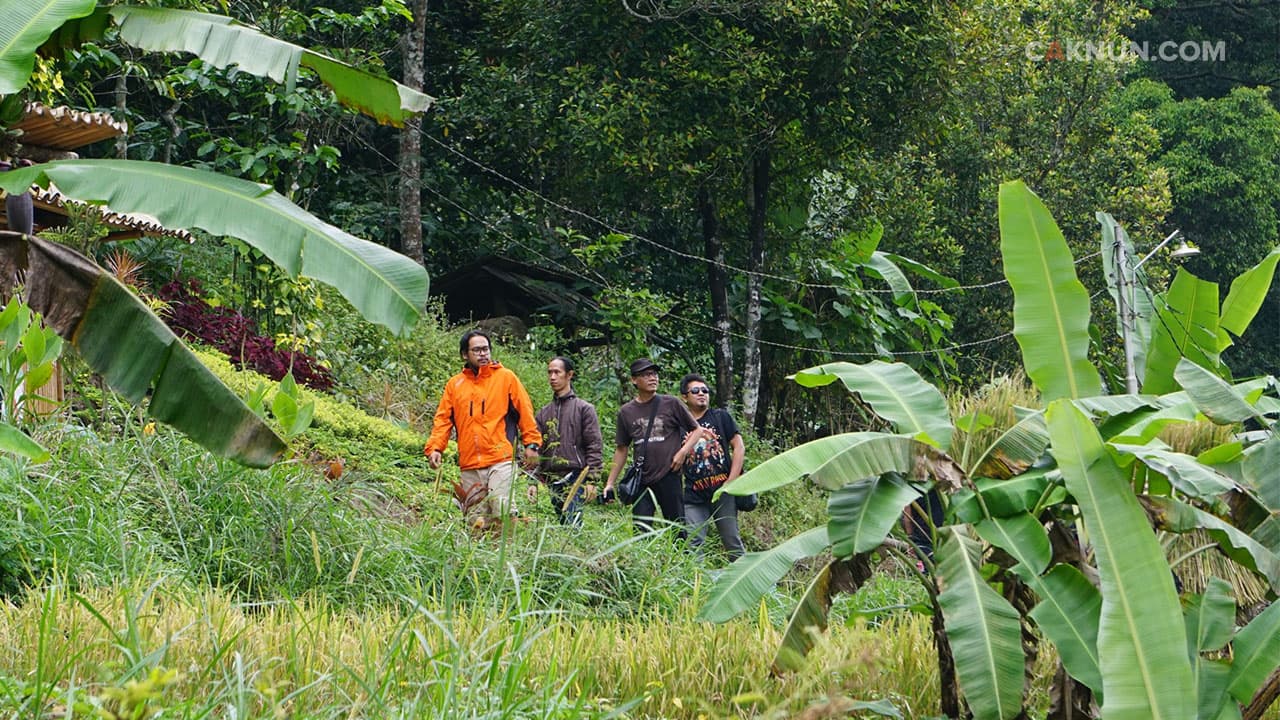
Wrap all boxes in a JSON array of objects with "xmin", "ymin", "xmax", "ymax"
[
  {"xmin": 548, "ymin": 483, "xmax": 586, "ymax": 527},
  {"xmin": 631, "ymin": 471, "xmax": 685, "ymax": 537}
]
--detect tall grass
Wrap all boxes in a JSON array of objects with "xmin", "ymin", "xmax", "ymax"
[{"xmin": 0, "ymin": 580, "xmax": 942, "ymax": 719}]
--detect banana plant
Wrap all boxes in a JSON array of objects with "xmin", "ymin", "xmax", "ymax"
[
  {"xmin": 1, "ymin": 3, "xmax": 433, "ymax": 126},
  {"xmin": 701, "ymin": 181, "xmax": 1280, "ymax": 719},
  {"xmin": 0, "ymin": 294, "xmax": 57, "ymax": 462},
  {"xmin": 1097, "ymin": 213, "xmax": 1280, "ymax": 395},
  {"xmin": 0, "ymin": 2, "xmax": 433, "ymax": 465}
]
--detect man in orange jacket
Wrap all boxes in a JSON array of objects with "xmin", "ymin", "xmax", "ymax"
[{"xmin": 425, "ymin": 329, "xmax": 542, "ymax": 524}]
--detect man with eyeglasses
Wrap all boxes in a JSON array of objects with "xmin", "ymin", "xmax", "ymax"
[
  {"xmin": 425, "ymin": 329, "xmax": 541, "ymax": 528},
  {"xmin": 604, "ymin": 358, "xmax": 702, "ymax": 535},
  {"xmin": 677, "ymin": 373, "xmax": 745, "ymax": 559}
]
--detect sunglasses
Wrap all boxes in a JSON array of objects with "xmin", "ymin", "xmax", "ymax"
[{"xmin": 686, "ymin": 387, "xmax": 711, "ymax": 395}]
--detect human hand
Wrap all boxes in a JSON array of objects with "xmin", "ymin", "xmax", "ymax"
[
  {"xmin": 672, "ymin": 449, "xmax": 689, "ymax": 470},
  {"xmin": 522, "ymin": 447, "xmax": 539, "ymax": 469},
  {"xmin": 583, "ymin": 484, "xmax": 598, "ymax": 503},
  {"xmin": 427, "ymin": 450, "xmax": 442, "ymax": 469},
  {"xmin": 526, "ymin": 484, "xmax": 539, "ymax": 503}
]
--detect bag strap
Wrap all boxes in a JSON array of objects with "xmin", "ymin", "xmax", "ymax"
[{"xmin": 634, "ymin": 398, "xmax": 660, "ymax": 467}]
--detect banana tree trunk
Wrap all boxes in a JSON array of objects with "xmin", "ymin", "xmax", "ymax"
[
  {"xmin": 932, "ymin": 585, "xmax": 962, "ymax": 717},
  {"xmin": 1244, "ymin": 669, "xmax": 1280, "ymax": 720}
]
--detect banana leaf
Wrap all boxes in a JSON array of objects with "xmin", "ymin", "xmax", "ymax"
[
  {"xmin": 790, "ymin": 360, "xmax": 953, "ymax": 451},
  {"xmin": 1047, "ymin": 400, "xmax": 1195, "ymax": 719},
  {"xmin": 1099, "ymin": 212, "xmax": 1156, "ymax": 382},
  {"xmin": 975, "ymin": 513, "xmax": 1051, "ymax": 575},
  {"xmin": 0, "ymin": 5, "xmax": 431, "ymax": 125},
  {"xmin": 1109, "ymin": 443, "xmax": 1237, "ymax": 500},
  {"xmin": 1243, "ymin": 436, "xmax": 1280, "ymax": 509},
  {"xmin": 1143, "ymin": 270, "xmax": 1221, "ymax": 395},
  {"xmin": 982, "ymin": 510, "xmax": 1104, "ymax": 695},
  {"xmin": 998, "ymin": 181, "xmax": 1101, "ymax": 401},
  {"xmin": 1186, "ymin": 578, "xmax": 1235, "ymax": 658},
  {"xmin": 0, "ymin": 161, "xmax": 428, "ymax": 336},
  {"xmin": 951, "ymin": 469, "xmax": 1060, "ymax": 523},
  {"xmin": 1220, "ymin": 247, "xmax": 1280, "ymax": 338},
  {"xmin": 1072, "ymin": 394, "xmax": 1166, "ymax": 420},
  {"xmin": 0, "ymin": 422, "xmax": 49, "ymax": 462},
  {"xmin": 1146, "ymin": 495, "xmax": 1280, "ymax": 592},
  {"xmin": 969, "ymin": 411, "xmax": 1049, "ymax": 479},
  {"xmin": 1028, "ymin": 565, "xmax": 1104, "ymax": 697},
  {"xmin": 697, "ymin": 525, "xmax": 830, "ymax": 623},
  {"xmin": 866, "ymin": 251, "xmax": 914, "ymax": 304},
  {"xmin": 1226, "ymin": 593, "xmax": 1280, "ymax": 704},
  {"xmin": 0, "ymin": 0, "xmax": 97, "ymax": 94},
  {"xmin": 772, "ymin": 556, "xmax": 868, "ymax": 673},
  {"xmin": 936, "ymin": 528, "xmax": 1026, "ymax": 720},
  {"xmin": 719, "ymin": 431, "xmax": 961, "ymax": 497},
  {"xmin": 0, "ymin": 232, "xmax": 285, "ymax": 466},
  {"xmin": 1175, "ymin": 359, "xmax": 1267, "ymax": 426},
  {"xmin": 1198, "ymin": 660, "xmax": 1236, "ymax": 720},
  {"xmin": 827, "ymin": 473, "xmax": 922, "ymax": 557},
  {"xmin": 975, "ymin": 513, "xmax": 1105, "ymax": 697}
]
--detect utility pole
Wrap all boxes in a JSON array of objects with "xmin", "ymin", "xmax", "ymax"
[
  {"xmin": 1113, "ymin": 234, "xmax": 1140, "ymax": 394},
  {"xmin": 1113, "ymin": 229, "xmax": 1192, "ymax": 394}
]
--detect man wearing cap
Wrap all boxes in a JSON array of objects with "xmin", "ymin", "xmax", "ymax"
[
  {"xmin": 604, "ymin": 357, "xmax": 703, "ymax": 534},
  {"xmin": 425, "ymin": 329, "xmax": 542, "ymax": 527}
]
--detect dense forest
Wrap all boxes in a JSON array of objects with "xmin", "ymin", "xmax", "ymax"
[{"xmin": 22, "ymin": 0, "xmax": 1276, "ymax": 436}]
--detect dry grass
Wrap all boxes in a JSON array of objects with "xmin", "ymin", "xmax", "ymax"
[
  {"xmin": 948, "ymin": 371, "xmax": 1042, "ymax": 471},
  {"xmin": 0, "ymin": 581, "xmax": 945, "ymax": 719}
]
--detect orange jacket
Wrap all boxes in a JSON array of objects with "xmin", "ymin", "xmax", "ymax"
[{"xmin": 424, "ymin": 361, "xmax": 542, "ymax": 470}]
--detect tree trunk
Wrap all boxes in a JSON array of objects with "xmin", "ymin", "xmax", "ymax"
[
  {"xmin": 698, "ymin": 186, "xmax": 733, "ymax": 406},
  {"xmin": 397, "ymin": 0, "xmax": 427, "ymax": 266},
  {"xmin": 741, "ymin": 149, "xmax": 770, "ymax": 428},
  {"xmin": 932, "ymin": 587, "xmax": 962, "ymax": 718},
  {"xmin": 114, "ymin": 70, "xmax": 129, "ymax": 160}
]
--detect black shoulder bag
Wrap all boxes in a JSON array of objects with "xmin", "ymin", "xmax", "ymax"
[{"xmin": 618, "ymin": 399, "xmax": 660, "ymax": 505}]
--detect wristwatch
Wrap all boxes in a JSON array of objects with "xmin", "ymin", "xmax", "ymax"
[{"xmin": 525, "ymin": 443, "xmax": 540, "ymax": 452}]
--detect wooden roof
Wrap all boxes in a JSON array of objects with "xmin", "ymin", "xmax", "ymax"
[{"xmin": 14, "ymin": 103, "xmax": 126, "ymax": 151}]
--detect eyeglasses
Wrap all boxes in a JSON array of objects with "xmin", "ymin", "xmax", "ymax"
[
  {"xmin": 468, "ymin": 345, "xmax": 491, "ymax": 354},
  {"xmin": 686, "ymin": 387, "xmax": 711, "ymax": 395}
]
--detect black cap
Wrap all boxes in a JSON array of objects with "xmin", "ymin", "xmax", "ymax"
[{"xmin": 629, "ymin": 357, "xmax": 659, "ymax": 376}]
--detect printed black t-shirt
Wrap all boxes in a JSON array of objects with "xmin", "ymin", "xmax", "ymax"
[{"xmin": 682, "ymin": 408, "xmax": 739, "ymax": 503}]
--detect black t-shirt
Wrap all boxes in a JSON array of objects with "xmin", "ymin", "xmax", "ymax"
[
  {"xmin": 682, "ymin": 408, "xmax": 740, "ymax": 503},
  {"xmin": 615, "ymin": 395, "xmax": 699, "ymax": 485}
]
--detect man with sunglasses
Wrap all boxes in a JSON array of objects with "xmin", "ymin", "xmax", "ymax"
[
  {"xmin": 678, "ymin": 373, "xmax": 746, "ymax": 559},
  {"xmin": 604, "ymin": 358, "xmax": 702, "ymax": 535},
  {"xmin": 425, "ymin": 329, "xmax": 542, "ymax": 527}
]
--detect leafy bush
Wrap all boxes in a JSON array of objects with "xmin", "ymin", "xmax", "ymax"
[{"xmin": 160, "ymin": 279, "xmax": 335, "ymax": 391}]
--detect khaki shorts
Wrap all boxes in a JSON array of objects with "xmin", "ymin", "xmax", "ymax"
[{"xmin": 459, "ymin": 462, "xmax": 517, "ymax": 520}]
